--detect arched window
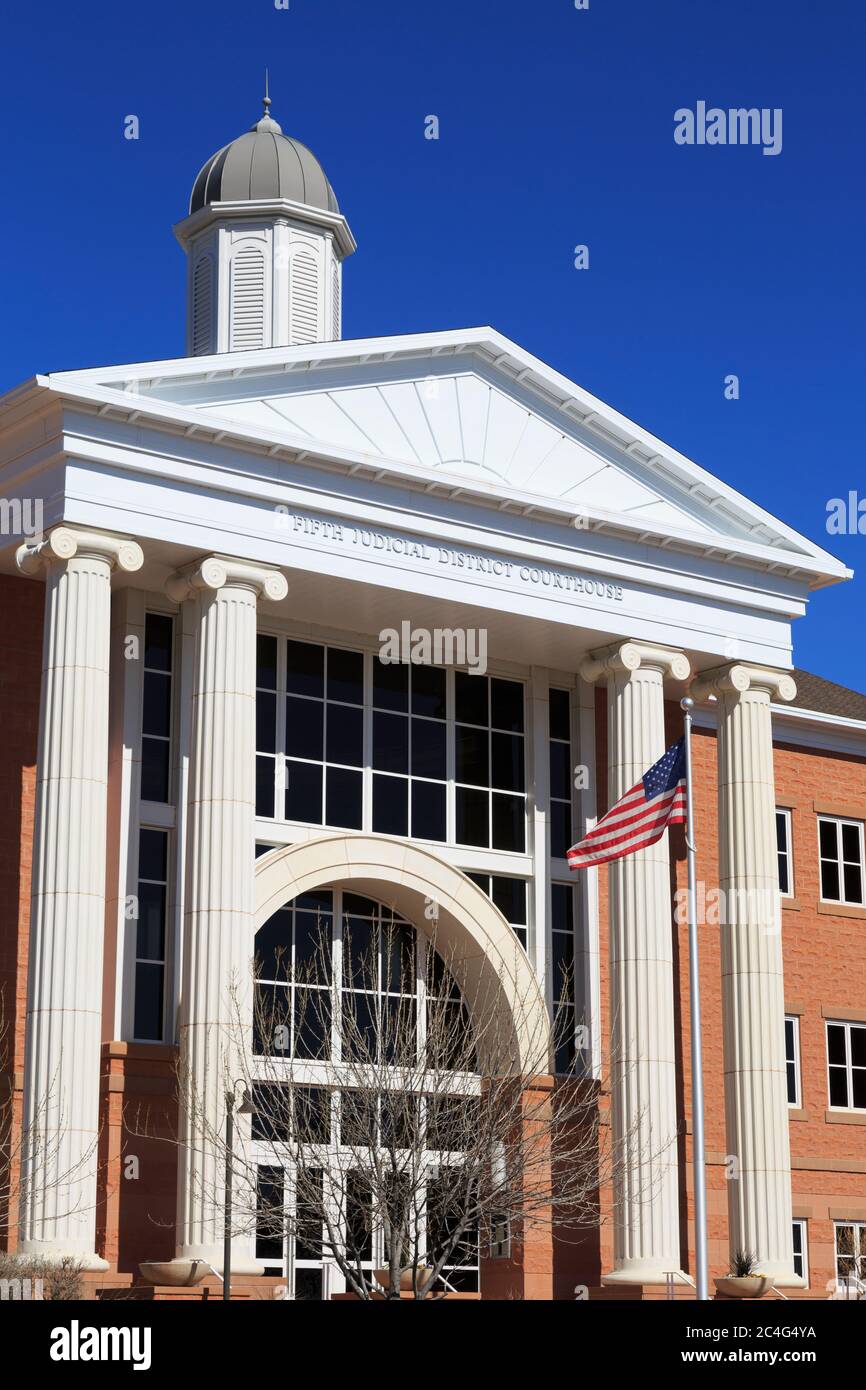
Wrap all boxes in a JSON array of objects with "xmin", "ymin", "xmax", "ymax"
[{"xmin": 253, "ymin": 890, "xmax": 474, "ymax": 1070}]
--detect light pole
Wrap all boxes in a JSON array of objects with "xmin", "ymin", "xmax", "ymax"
[{"xmin": 223, "ymin": 1080, "xmax": 255, "ymax": 1302}]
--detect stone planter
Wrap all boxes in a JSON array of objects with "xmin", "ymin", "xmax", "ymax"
[
  {"xmin": 714, "ymin": 1275, "xmax": 773, "ymax": 1299},
  {"xmin": 374, "ymin": 1265, "xmax": 431, "ymax": 1293},
  {"xmin": 139, "ymin": 1260, "xmax": 208, "ymax": 1287}
]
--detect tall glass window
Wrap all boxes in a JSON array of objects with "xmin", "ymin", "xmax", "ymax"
[
  {"xmin": 134, "ymin": 827, "xmax": 169, "ymax": 1040},
  {"xmin": 454, "ymin": 673, "xmax": 525, "ymax": 852},
  {"xmin": 372, "ymin": 658, "xmax": 447, "ymax": 841},
  {"xmin": 549, "ymin": 688, "xmax": 572, "ymax": 858},
  {"xmin": 141, "ymin": 613, "xmax": 173, "ymax": 803},
  {"xmin": 551, "ymin": 883, "xmax": 584, "ymax": 1075}
]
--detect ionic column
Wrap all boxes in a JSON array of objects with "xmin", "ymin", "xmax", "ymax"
[
  {"xmin": 166, "ymin": 556, "xmax": 287, "ymax": 1271},
  {"xmin": 691, "ymin": 663, "xmax": 799, "ymax": 1285},
  {"xmin": 16, "ymin": 526, "xmax": 144, "ymax": 1269},
  {"xmin": 580, "ymin": 640, "xmax": 690, "ymax": 1284}
]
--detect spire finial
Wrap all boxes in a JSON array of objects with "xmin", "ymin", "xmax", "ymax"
[{"xmin": 263, "ymin": 68, "xmax": 271, "ymax": 119}]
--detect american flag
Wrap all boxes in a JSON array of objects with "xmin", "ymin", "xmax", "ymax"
[{"xmin": 567, "ymin": 738, "xmax": 687, "ymax": 869}]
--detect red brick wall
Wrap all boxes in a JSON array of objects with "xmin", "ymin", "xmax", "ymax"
[{"xmin": 0, "ymin": 574, "xmax": 43, "ymax": 1250}]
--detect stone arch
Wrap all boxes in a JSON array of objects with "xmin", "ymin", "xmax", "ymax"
[{"xmin": 254, "ymin": 834, "xmax": 551, "ymax": 1076}]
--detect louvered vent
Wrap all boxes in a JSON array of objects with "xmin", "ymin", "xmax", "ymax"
[
  {"xmin": 191, "ymin": 256, "xmax": 213, "ymax": 356},
  {"xmin": 230, "ymin": 247, "xmax": 266, "ymax": 351},
  {"xmin": 331, "ymin": 262, "xmax": 341, "ymax": 341},
  {"xmin": 290, "ymin": 251, "xmax": 319, "ymax": 344}
]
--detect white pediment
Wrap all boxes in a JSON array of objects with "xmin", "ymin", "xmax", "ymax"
[{"xmin": 34, "ymin": 327, "xmax": 849, "ymax": 582}]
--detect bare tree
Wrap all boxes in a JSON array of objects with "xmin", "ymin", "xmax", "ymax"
[
  {"xmin": 0, "ymin": 990, "xmax": 101, "ymax": 1252},
  {"xmin": 170, "ymin": 909, "xmax": 631, "ymax": 1300}
]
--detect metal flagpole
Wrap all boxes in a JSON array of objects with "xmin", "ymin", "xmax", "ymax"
[{"xmin": 680, "ymin": 696, "xmax": 709, "ymax": 1300}]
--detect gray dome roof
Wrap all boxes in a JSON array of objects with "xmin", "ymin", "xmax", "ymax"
[{"xmin": 190, "ymin": 109, "xmax": 340, "ymax": 216}]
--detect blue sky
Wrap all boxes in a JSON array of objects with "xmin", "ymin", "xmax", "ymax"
[{"xmin": 2, "ymin": 0, "xmax": 863, "ymax": 689}]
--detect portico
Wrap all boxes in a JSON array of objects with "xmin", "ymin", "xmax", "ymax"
[{"xmin": 0, "ymin": 98, "xmax": 850, "ymax": 1292}]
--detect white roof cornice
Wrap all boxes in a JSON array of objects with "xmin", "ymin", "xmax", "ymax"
[{"xmin": 1, "ymin": 327, "xmax": 851, "ymax": 589}]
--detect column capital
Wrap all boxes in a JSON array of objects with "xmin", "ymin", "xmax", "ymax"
[
  {"xmin": 690, "ymin": 662, "xmax": 796, "ymax": 705},
  {"xmin": 165, "ymin": 554, "xmax": 288, "ymax": 604},
  {"xmin": 579, "ymin": 639, "xmax": 690, "ymax": 686},
  {"xmin": 16, "ymin": 525, "xmax": 143, "ymax": 577}
]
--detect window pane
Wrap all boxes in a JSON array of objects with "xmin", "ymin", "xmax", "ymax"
[
  {"xmin": 325, "ymin": 767, "xmax": 362, "ymax": 829},
  {"xmin": 143, "ymin": 671, "xmax": 171, "ymax": 738},
  {"xmin": 784, "ymin": 1017, "xmax": 795, "ymax": 1062},
  {"xmin": 253, "ymin": 984, "xmax": 291, "ymax": 1057},
  {"xmin": 829, "ymin": 1066, "xmax": 850, "ymax": 1108},
  {"xmin": 827, "ymin": 1024, "xmax": 847, "ymax": 1065},
  {"xmin": 294, "ymin": 1087, "xmax": 331, "ymax": 1144},
  {"xmin": 841, "ymin": 823, "xmax": 861, "ymax": 863},
  {"xmin": 786, "ymin": 1061, "xmax": 798, "ymax": 1106},
  {"xmin": 285, "ymin": 759, "xmax": 322, "ymax": 823},
  {"xmin": 843, "ymin": 862, "xmax": 863, "ymax": 904},
  {"xmin": 285, "ymin": 696, "xmax": 323, "ymax": 759},
  {"xmin": 139, "ymin": 828, "xmax": 168, "ymax": 882},
  {"xmin": 411, "ymin": 780, "xmax": 446, "ymax": 842},
  {"xmin": 327, "ymin": 648, "xmax": 363, "ymax": 705},
  {"xmin": 410, "ymin": 718, "xmax": 446, "ymax": 779},
  {"xmin": 456, "ymin": 725, "xmax": 488, "ymax": 786},
  {"xmin": 256, "ymin": 1168, "xmax": 284, "ymax": 1262},
  {"xmin": 144, "ymin": 614, "xmax": 173, "ymax": 672},
  {"xmin": 286, "ymin": 640, "xmax": 324, "ymax": 698},
  {"xmin": 133, "ymin": 963, "xmax": 164, "ymax": 1041},
  {"xmin": 552, "ymin": 930, "xmax": 575, "ymax": 1003},
  {"xmin": 851, "ymin": 1027, "xmax": 866, "ymax": 1068},
  {"xmin": 778, "ymin": 851, "xmax": 789, "ymax": 896},
  {"xmin": 852, "ymin": 1069, "xmax": 866, "ymax": 1110},
  {"xmin": 554, "ymin": 1002, "xmax": 576, "ymax": 1075},
  {"xmin": 491, "ymin": 732, "xmax": 525, "ymax": 792},
  {"xmin": 550, "ymin": 741, "xmax": 571, "ymax": 801},
  {"xmin": 342, "ymin": 992, "xmax": 377, "ymax": 1061},
  {"xmin": 549, "ymin": 688, "xmax": 570, "ymax": 742},
  {"xmin": 255, "ymin": 909, "xmax": 292, "ymax": 982},
  {"xmin": 820, "ymin": 860, "xmax": 840, "ymax": 901},
  {"xmin": 490, "ymin": 876, "xmax": 527, "ymax": 925},
  {"xmin": 294, "ymin": 910, "xmax": 332, "ymax": 985},
  {"xmin": 294, "ymin": 989, "xmax": 331, "ymax": 1060},
  {"xmin": 492, "ymin": 793, "xmax": 525, "ymax": 852},
  {"xmin": 137, "ymin": 882, "xmax": 166, "ymax": 960},
  {"xmin": 287, "ymin": 644, "xmax": 325, "ymax": 700},
  {"xmin": 491, "ymin": 678, "xmax": 524, "ymax": 733},
  {"xmin": 346, "ymin": 1172, "xmax": 373, "ymax": 1261},
  {"xmin": 455, "ymin": 672, "xmax": 487, "ymax": 726},
  {"xmin": 819, "ymin": 819, "xmax": 839, "ymax": 860},
  {"xmin": 255, "ymin": 755, "xmax": 275, "ymax": 818},
  {"xmin": 326, "ymin": 704, "xmax": 363, "ymax": 767},
  {"xmin": 373, "ymin": 711, "xmax": 409, "ymax": 773},
  {"xmin": 412, "ymin": 664, "xmax": 446, "ymax": 718},
  {"xmin": 552, "ymin": 884, "xmax": 574, "ymax": 933},
  {"xmin": 775, "ymin": 811, "xmax": 787, "ymax": 852},
  {"xmin": 294, "ymin": 1269, "xmax": 323, "ymax": 1300},
  {"xmin": 256, "ymin": 690, "xmax": 277, "ymax": 753},
  {"xmin": 256, "ymin": 634, "xmax": 278, "ymax": 690},
  {"xmin": 551, "ymin": 801, "xmax": 571, "ymax": 860},
  {"xmin": 141, "ymin": 738, "xmax": 170, "ymax": 803},
  {"xmin": 456, "ymin": 786, "xmax": 488, "ymax": 846},
  {"xmin": 373, "ymin": 658, "xmax": 409, "ymax": 712},
  {"xmin": 373, "ymin": 774, "xmax": 409, "ymax": 836}
]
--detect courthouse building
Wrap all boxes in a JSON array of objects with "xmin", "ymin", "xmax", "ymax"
[{"xmin": 0, "ymin": 97, "xmax": 864, "ymax": 1300}]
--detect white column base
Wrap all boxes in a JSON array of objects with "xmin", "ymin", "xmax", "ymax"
[
  {"xmin": 602, "ymin": 1262, "xmax": 688, "ymax": 1287},
  {"xmin": 171, "ymin": 1247, "xmax": 264, "ymax": 1277},
  {"xmin": 15, "ymin": 1240, "xmax": 109, "ymax": 1273}
]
